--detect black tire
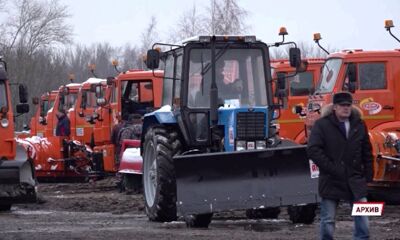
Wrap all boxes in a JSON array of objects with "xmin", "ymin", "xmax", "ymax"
[
  {"xmin": 123, "ymin": 174, "xmax": 142, "ymax": 194},
  {"xmin": 0, "ymin": 204, "xmax": 11, "ymax": 211},
  {"xmin": 287, "ymin": 204, "xmax": 317, "ymax": 224},
  {"xmin": 185, "ymin": 213, "xmax": 213, "ymax": 228},
  {"xmin": 246, "ymin": 207, "xmax": 281, "ymax": 219},
  {"xmin": 143, "ymin": 127, "xmax": 181, "ymax": 222}
]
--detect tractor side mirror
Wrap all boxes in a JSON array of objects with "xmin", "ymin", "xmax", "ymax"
[
  {"xmin": 289, "ymin": 47, "xmax": 302, "ymax": 68},
  {"xmin": 347, "ymin": 63, "xmax": 357, "ymax": 93},
  {"xmin": 32, "ymin": 97, "xmax": 39, "ymax": 105},
  {"xmin": 16, "ymin": 103, "xmax": 29, "ymax": 114},
  {"xmin": 146, "ymin": 49, "xmax": 160, "ymax": 69},
  {"xmin": 18, "ymin": 84, "xmax": 28, "ymax": 104}
]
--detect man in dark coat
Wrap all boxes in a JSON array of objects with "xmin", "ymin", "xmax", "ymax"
[{"xmin": 307, "ymin": 92, "xmax": 373, "ymax": 240}]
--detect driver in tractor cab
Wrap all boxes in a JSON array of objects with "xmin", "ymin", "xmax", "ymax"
[{"xmin": 191, "ymin": 58, "xmax": 243, "ymax": 107}]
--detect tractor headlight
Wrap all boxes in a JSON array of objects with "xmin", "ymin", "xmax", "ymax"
[
  {"xmin": 256, "ymin": 140, "xmax": 267, "ymax": 150},
  {"xmin": 236, "ymin": 140, "xmax": 246, "ymax": 151},
  {"xmin": 1, "ymin": 118, "xmax": 9, "ymax": 128}
]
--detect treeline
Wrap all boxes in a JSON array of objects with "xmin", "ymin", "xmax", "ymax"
[{"xmin": 0, "ymin": 0, "xmax": 334, "ymax": 128}]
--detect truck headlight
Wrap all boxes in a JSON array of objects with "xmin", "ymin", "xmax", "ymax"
[
  {"xmin": 256, "ymin": 140, "xmax": 267, "ymax": 149},
  {"xmin": 236, "ymin": 140, "xmax": 246, "ymax": 151},
  {"xmin": 1, "ymin": 118, "xmax": 9, "ymax": 128}
]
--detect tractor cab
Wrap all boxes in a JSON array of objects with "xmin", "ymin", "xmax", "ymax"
[{"xmin": 142, "ymin": 35, "xmax": 318, "ymax": 227}]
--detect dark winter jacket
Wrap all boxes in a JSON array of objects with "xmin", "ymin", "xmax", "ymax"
[
  {"xmin": 56, "ymin": 115, "xmax": 71, "ymax": 137},
  {"xmin": 307, "ymin": 104, "xmax": 373, "ymax": 201}
]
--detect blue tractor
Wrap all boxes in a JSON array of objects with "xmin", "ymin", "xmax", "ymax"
[{"xmin": 142, "ymin": 36, "xmax": 318, "ymax": 227}]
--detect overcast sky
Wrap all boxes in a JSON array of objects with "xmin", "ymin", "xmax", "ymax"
[{"xmin": 59, "ymin": 0, "xmax": 400, "ymax": 51}]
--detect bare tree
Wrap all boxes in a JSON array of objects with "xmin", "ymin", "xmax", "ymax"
[
  {"xmin": 4, "ymin": 0, "xmax": 72, "ymax": 55},
  {"xmin": 169, "ymin": 4, "xmax": 206, "ymax": 42},
  {"xmin": 139, "ymin": 16, "xmax": 158, "ymax": 69},
  {"xmin": 207, "ymin": 0, "xmax": 248, "ymax": 35}
]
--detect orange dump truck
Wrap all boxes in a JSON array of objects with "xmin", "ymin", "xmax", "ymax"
[
  {"xmin": 0, "ymin": 57, "xmax": 36, "ymax": 210},
  {"xmin": 271, "ymin": 59, "xmax": 324, "ymax": 144},
  {"xmin": 305, "ymin": 23, "xmax": 400, "ymax": 202},
  {"xmin": 30, "ymin": 91, "xmax": 58, "ymax": 138}
]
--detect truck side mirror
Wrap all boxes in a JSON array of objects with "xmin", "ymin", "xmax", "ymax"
[
  {"xmin": 347, "ymin": 63, "xmax": 357, "ymax": 93},
  {"xmin": 81, "ymin": 91, "xmax": 87, "ymax": 110},
  {"xmin": 146, "ymin": 49, "xmax": 160, "ymax": 69},
  {"xmin": 289, "ymin": 47, "xmax": 302, "ymax": 68},
  {"xmin": 275, "ymin": 73, "xmax": 288, "ymax": 99},
  {"xmin": 18, "ymin": 84, "xmax": 28, "ymax": 103},
  {"xmin": 106, "ymin": 76, "xmax": 115, "ymax": 86},
  {"xmin": 277, "ymin": 73, "xmax": 286, "ymax": 90},
  {"xmin": 16, "ymin": 103, "xmax": 29, "ymax": 114}
]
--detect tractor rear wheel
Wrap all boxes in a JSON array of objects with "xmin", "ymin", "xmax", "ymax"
[
  {"xmin": 246, "ymin": 207, "xmax": 281, "ymax": 219},
  {"xmin": 287, "ymin": 204, "xmax": 317, "ymax": 224},
  {"xmin": 0, "ymin": 204, "xmax": 11, "ymax": 211},
  {"xmin": 185, "ymin": 213, "xmax": 213, "ymax": 228},
  {"xmin": 143, "ymin": 127, "xmax": 181, "ymax": 222}
]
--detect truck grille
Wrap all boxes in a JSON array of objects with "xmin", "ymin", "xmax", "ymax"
[{"xmin": 236, "ymin": 112, "xmax": 265, "ymax": 139}]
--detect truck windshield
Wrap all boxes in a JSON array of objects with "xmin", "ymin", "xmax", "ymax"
[
  {"xmin": 315, "ymin": 58, "xmax": 342, "ymax": 94},
  {"xmin": 0, "ymin": 81, "xmax": 7, "ymax": 109},
  {"xmin": 188, "ymin": 48, "xmax": 267, "ymax": 108}
]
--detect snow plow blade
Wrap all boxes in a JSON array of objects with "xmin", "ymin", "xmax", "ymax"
[
  {"xmin": 174, "ymin": 145, "xmax": 318, "ymax": 216},
  {"xmin": 0, "ymin": 160, "xmax": 36, "ymax": 204}
]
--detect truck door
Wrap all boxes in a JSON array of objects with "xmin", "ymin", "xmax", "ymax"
[{"xmin": 342, "ymin": 60, "xmax": 393, "ymax": 127}]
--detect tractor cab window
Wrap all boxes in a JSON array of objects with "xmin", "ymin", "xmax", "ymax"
[
  {"xmin": 162, "ymin": 51, "xmax": 183, "ymax": 106},
  {"xmin": 0, "ymin": 81, "xmax": 8, "ymax": 109},
  {"xmin": 188, "ymin": 48, "xmax": 267, "ymax": 108},
  {"xmin": 121, "ymin": 80, "xmax": 154, "ymax": 118},
  {"xmin": 286, "ymin": 71, "xmax": 314, "ymax": 96},
  {"xmin": 316, "ymin": 58, "xmax": 342, "ymax": 94}
]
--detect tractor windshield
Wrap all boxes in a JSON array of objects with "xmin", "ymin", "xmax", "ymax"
[
  {"xmin": 188, "ymin": 48, "xmax": 267, "ymax": 108},
  {"xmin": 315, "ymin": 58, "xmax": 342, "ymax": 94},
  {"xmin": 0, "ymin": 81, "xmax": 8, "ymax": 109}
]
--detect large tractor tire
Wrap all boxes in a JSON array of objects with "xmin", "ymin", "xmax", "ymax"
[
  {"xmin": 185, "ymin": 213, "xmax": 213, "ymax": 228},
  {"xmin": 0, "ymin": 204, "xmax": 11, "ymax": 211},
  {"xmin": 287, "ymin": 204, "xmax": 317, "ymax": 224},
  {"xmin": 143, "ymin": 127, "xmax": 181, "ymax": 222},
  {"xmin": 246, "ymin": 207, "xmax": 281, "ymax": 219}
]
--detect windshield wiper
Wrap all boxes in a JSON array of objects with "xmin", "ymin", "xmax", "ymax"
[{"xmin": 200, "ymin": 43, "xmax": 230, "ymax": 76}]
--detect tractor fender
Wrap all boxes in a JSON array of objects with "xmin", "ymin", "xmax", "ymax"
[{"xmin": 118, "ymin": 139, "xmax": 142, "ymax": 175}]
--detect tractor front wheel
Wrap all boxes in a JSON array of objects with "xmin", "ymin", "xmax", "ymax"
[{"xmin": 142, "ymin": 127, "xmax": 181, "ymax": 222}]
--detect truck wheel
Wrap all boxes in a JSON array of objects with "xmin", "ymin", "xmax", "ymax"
[
  {"xmin": 246, "ymin": 207, "xmax": 281, "ymax": 219},
  {"xmin": 143, "ymin": 127, "xmax": 181, "ymax": 222},
  {"xmin": 287, "ymin": 204, "xmax": 317, "ymax": 224},
  {"xmin": 185, "ymin": 213, "xmax": 213, "ymax": 228},
  {"xmin": 123, "ymin": 174, "xmax": 142, "ymax": 194},
  {"xmin": 0, "ymin": 204, "xmax": 11, "ymax": 211}
]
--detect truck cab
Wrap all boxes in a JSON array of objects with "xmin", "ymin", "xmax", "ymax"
[{"xmin": 271, "ymin": 58, "xmax": 324, "ymax": 143}]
